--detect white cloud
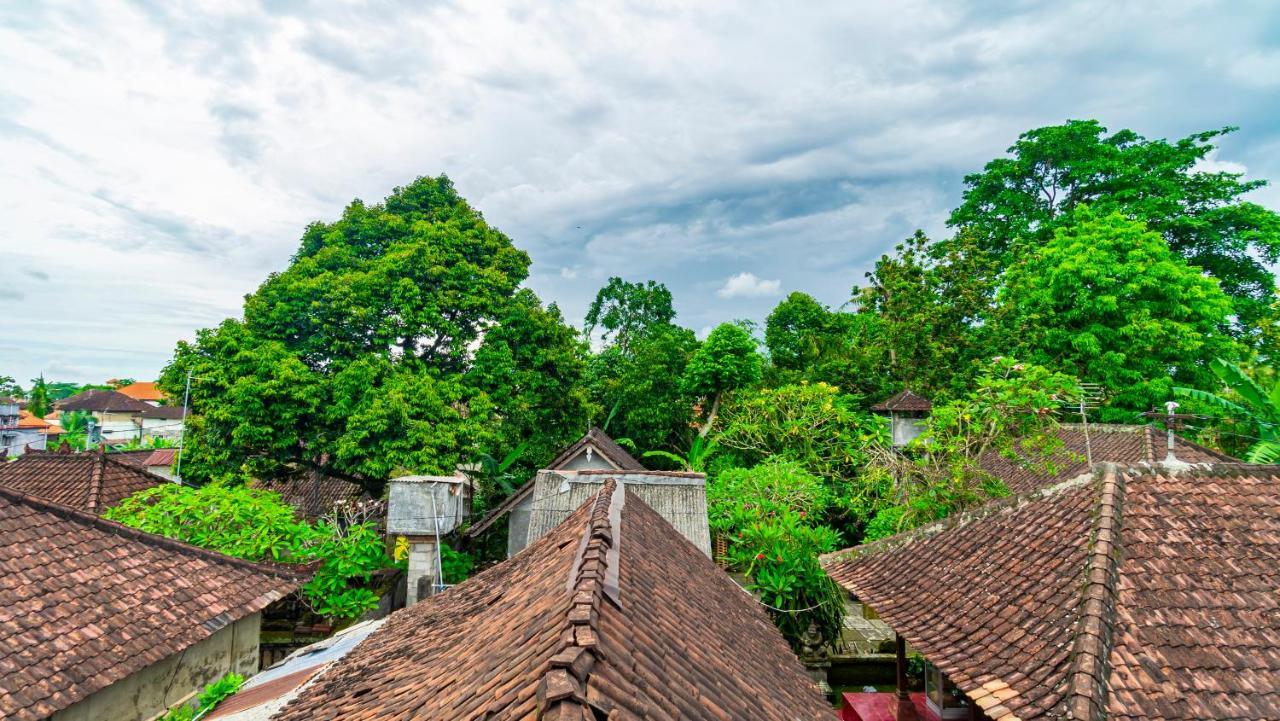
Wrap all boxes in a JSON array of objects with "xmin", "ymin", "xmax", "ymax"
[
  {"xmin": 717, "ymin": 272, "xmax": 782, "ymax": 299},
  {"xmin": 0, "ymin": 0, "xmax": 1278, "ymax": 382}
]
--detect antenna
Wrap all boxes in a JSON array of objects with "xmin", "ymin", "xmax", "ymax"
[{"xmin": 1064, "ymin": 383, "xmax": 1103, "ymax": 465}]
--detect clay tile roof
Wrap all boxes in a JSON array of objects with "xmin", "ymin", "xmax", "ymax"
[
  {"xmin": 982, "ymin": 423, "xmax": 1237, "ymax": 494},
  {"xmin": 0, "ymin": 451, "xmax": 168, "ymax": 512},
  {"xmin": 15, "ymin": 411, "xmax": 48, "ymax": 429},
  {"xmin": 114, "ymin": 381, "xmax": 166, "ymax": 402},
  {"xmin": 143, "ymin": 448, "xmax": 179, "ymax": 467},
  {"xmin": 251, "ymin": 476, "xmax": 373, "ymax": 521},
  {"xmin": 54, "ymin": 389, "xmax": 152, "ymax": 413},
  {"xmin": 0, "ymin": 486, "xmax": 305, "ymax": 721},
  {"xmin": 822, "ymin": 462, "xmax": 1280, "ymax": 721},
  {"xmin": 870, "ymin": 389, "xmax": 932, "ymax": 412},
  {"xmin": 272, "ymin": 479, "xmax": 832, "ymax": 720},
  {"xmin": 546, "ymin": 426, "xmax": 646, "ymax": 471}
]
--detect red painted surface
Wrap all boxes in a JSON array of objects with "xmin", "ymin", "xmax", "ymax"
[{"xmin": 838, "ymin": 692, "xmax": 932, "ymax": 721}]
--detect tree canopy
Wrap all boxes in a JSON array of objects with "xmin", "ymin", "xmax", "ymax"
[{"xmin": 583, "ymin": 277, "xmax": 676, "ymax": 353}]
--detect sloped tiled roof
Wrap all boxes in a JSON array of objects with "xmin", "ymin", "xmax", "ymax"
[
  {"xmin": 0, "ymin": 450, "xmax": 167, "ymax": 512},
  {"xmin": 982, "ymin": 423, "xmax": 1235, "ymax": 494},
  {"xmin": 143, "ymin": 448, "xmax": 179, "ymax": 467},
  {"xmin": 272, "ymin": 479, "xmax": 831, "ymax": 720},
  {"xmin": 55, "ymin": 389, "xmax": 152, "ymax": 413},
  {"xmin": 252, "ymin": 476, "xmax": 372, "ymax": 520},
  {"xmin": 0, "ymin": 485, "xmax": 304, "ymax": 721},
  {"xmin": 822, "ymin": 463, "xmax": 1280, "ymax": 721},
  {"xmin": 15, "ymin": 411, "xmax": 49, "ymax": 429},
  {"xmin": 546, "ymin": 426, "xmax": 645, "ymax": 471},
  {"xmin": 140, "ymin": 404, "xmax": 186, "ymax": 420},
  {"xmin": 871, "ymin": 389, "xmax": 932, "ymax": 412},
  {"xmin": 114, "ymin": 381, "xmax": 166, "ymax": 402}
]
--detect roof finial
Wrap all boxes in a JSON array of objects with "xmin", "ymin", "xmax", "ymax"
[{"xmin": 1162, "ymin": 401, "xmax": 1191, "ymax": 470}]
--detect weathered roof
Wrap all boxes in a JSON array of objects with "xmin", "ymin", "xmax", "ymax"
[
  {"xmin": 982, "ymin": 423, "xmax": 1235, "ymax": 494},
  {"xmin": 143, "ymin": 448, "xmax": 179, "ymax": 467},
  {"xmin": 15, "ymin": 411, "xmax": 49, "ymax": 429},
  {"xmin": 114, "ymin": 381, "xmax": 166, "ymax": 402},
  {"xmin": 55, "ymin": 389, "xmax": 152, "ymax": 413},
  {"xmin": 0, "ymin": 450, "xmax": 168, "ymax": 512},
  {"xmin": 252, "ymin": 476, "xmax": 372, "ymax": 520},
  {"xmin": 139, "ymin": 404, "xmax": 186, "ymax": 420},
  {"xmin": 821, "ymin": 462, "xmax": 1280, "ymax": 721},
  {"xmin": 0, "ymin": 485, "xmax": 304, "ymax": 721},
  {"xmin": 270, "ymin": 479, "xmax": 831, "ymax": 720},
  {"xmin": 870, "ymin": 389, "xmax": 932, "ymax": 412},
  {"xmin": 466, "ymin": 427, "xmax": 645, "ymax": 537}
]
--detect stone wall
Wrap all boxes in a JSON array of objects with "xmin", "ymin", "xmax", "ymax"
[{"xmin": 52, "ymin": 613, "xmax": 262, "ymax": 721}]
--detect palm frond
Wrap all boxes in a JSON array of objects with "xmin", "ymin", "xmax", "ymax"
[
  {"xmin": 1246, "ymin": 440, "xmax": 1280, "ymax": 464},
  {"xmin": 1209, "ymin": 358, "xmax": 1276, "ymax": 421},
  {"xmin": 1173, "ymin": 385, "xmax": 1252, "ymax": 419}
]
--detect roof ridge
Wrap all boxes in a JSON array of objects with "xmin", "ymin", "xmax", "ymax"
[
  {"xmin": 85, "ymin": 450, "xmax": 106, "ymax": 513},
  {"xmin": 538, "ymin": 478, "xmax": 619, "ymax": 718},
  {"xmin": 1063, "ymin": 465, "xmax": 1126, "ymax": 721},
  {"xmin": 0, "ymin": 483, "xmax": 311, "ymax": 583}
]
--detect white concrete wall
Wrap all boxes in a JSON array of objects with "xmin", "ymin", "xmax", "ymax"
[{"xmin": 52, "ymin": 613, "xmax": 262, "ymax": 721}]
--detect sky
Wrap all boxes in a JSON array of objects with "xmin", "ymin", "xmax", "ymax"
[{"xmin": 2, "ymin": 0, "xmax": 1279, "ymax": 385}]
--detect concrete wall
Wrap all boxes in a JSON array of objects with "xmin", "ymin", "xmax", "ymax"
[
  {"xmin": 52, "ymin": 613, "xmax": 263, "ymax": 721},
  {"xmin": 1, "ymin": 428, "xmax": 47, "ymax": 456},
  {"xmin": 506, "ymin": 492, "xmax": 534, "ymax": 558}
]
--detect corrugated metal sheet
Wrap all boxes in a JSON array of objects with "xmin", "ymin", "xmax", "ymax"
[{"xmin": 524, "ymin": 471, "xmax": 711, "ymax": 556}]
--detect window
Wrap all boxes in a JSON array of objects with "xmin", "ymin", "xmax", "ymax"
[{"xmin": 924, "ymin": 662, "xmax": 971, "ymax": 719}]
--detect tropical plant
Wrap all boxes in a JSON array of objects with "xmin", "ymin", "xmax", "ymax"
[
  {"xmin": 682, "ymin": 322, "xmax": 763, "ymax": 437},
  {"xmin": 583, "ymin": 277, "xmax": 676, "ymax": 353},
  {"xmin": 464, "ymin": 442, "xmax": 529, "ymax": 512},
  {"xmin": 1175, "ymin": 358, "xmax": 1280, "ymax": 462},
  {"xmin": 159, "ymin": 672, "xmax": 245, "ymax": 720},
  {"xmin": 105, "ymin": 483, "xmax": 395, "ymax": 620},
  {"xmin": 642, "ymin": 435, "xmax": 718, "ymax": 472},
  {"xmin": 26, "ymin": 375, "xmax": 50, "ymax": 418},
  {"xmin": 587, "ymin": 324, "xmax": 700, "ymax": 452}
]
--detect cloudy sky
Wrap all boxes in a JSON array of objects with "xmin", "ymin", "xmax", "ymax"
[{"xmin": 2, "ymin": 1, "xmax": 1278, "ymax": 385}]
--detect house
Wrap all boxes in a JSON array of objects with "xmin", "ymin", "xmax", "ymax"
[
  {"xmin": 211, "ymin": 478, "xmax": 833, "ymax": 720},
  {"xmin": 114, "ymin": 380, "xmax": 167, "ymax": 406},
  {"xmin": 821, "ymin": 462, "xmax": 1280, "ymax": 721},
  {"xmin": 138, "ymin": 404, "xmax": 186, "ymax": 441},
  {"xmin": 54, "ymin": 389, "xmax": 153, "ymax": 444},
  {"xmin": 468, "ymin": 427, "xmax": 715, "ymax": 558},
  {"xmin": 139, "ymin": 447, "xmax": 180, "ymax": 480},
  {"xmin": 1, "ymin": 409, "xmax": 62, "ymax": 457},
  {"xmin": 0, "ymin": 448, "xmax": 168, "ymax": 512},
  {"xmin": 0, "ymin": 484, "xmax": 304, "ymax": 721},
  {"xmin": 252, "ymin": 475, "xmax": 373, "ymax": 520}
]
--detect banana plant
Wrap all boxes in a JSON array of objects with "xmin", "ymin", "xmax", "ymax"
[
  {"xmin": 642, "ymin": 435, "xmax": 719, "ymax": 472},
  {"xmin": 1174, "ymin": 358, "xmax": 1280, "ymax": 462}
]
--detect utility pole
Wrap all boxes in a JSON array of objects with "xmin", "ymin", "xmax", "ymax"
[{"xmin": 174, "ymin": 370, "xmax": 192, "ymax": 483}]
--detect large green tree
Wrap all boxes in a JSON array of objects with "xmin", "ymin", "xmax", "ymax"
[
  {"xmin": 587, "ymin": 324, "xmax": 699, "ymax": 452},
  {"xmin": 26, "ymin": 375, "xmax": 50, "ymax": 418},
  {"xmin": 682, "ymin": 322, "xmax": 762, "ymax": 436},
  {"xmin": 997, "ymin": 209, "xmax": 1237, "ymax": 418},
  {"xmin": 163, "ymin": 176, "xmax": 588, "ymax": 493},
  {"xmin": 583, "ymin": 277, "xmax": 676, "ymax": 353},
  {"xmin": 948, "ymin": 120, "xmax": 1280, "ymax": 342}
]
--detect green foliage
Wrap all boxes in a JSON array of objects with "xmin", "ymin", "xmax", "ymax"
[
  {"xmin": 104, "ymin": 483, "xmax": 394, "ymax": 620},
  {"xmin": 587, "ymin": 324, "xmax": 699, "ymax": 451},
  {"xmin": 765, "ymin": 292, "xmax": 833, "ymax": 371},
  {"xmin": 714, "ymin": 382, "xmax": 881, "ymax": 514},
  {"xmin": 583, "ymin": 277, "xmax": 676, "ymax": 353},
  {"xmin": 161, "ymin": 176, "xmax": 585, "ymax": 494},
  {"xmin": 440, "ymin": 541, "xmax": 474, "ymax": 584},
  {"xmin": 862, "ymin": 358, "xmax": 1078, "ymax": 539},
  {"xmin": 1175, "ymin": 358, "xmax": 1280, "ymax": 462},
  {"xmin": 998, "ymin": 209, "xmax": 1237, "ymax": 419},
  {"xmin": 682, "ymin": 323, "xmax": 762, "ymax": 398},
  {"xmin": 0, "ymin": 375, "xmax": 22, "ymax": 398},
  {"xmin": 26, "ymin": 375, "xmax": 50, "ymax": 418},
  {"xmin": 159, "ymin": 672, "xmax": 245, "ymax": 721},
  {"xmin": 949, "ymin": 120, "xmax": 1280, "ymax": 345},
  {"xmin": 709, "ymin": 459, "xmax": 844, "ymax": 651},
  {"xmin": 642, "ymin": 435, "xmax": 718, "ymax": 472}
]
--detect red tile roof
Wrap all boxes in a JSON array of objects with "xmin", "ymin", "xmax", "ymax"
[
  {"xmin": 55, "ymin": 389, "xmax": 152, "ymax": 413},
  {"xmin": 982, "ymin": 423, "xmax": 1235, "ymax": 493},
  {"xmin": 273, "ymin": 479, "xmax": 832, "ymax": 720},
  {"xmin": 0, "ymin": 451, "xmax": 168, "ymax": 512},
  {"xmin": 143, "ymin": 448, "xmax": 179, "ymax": 467},
  {"xmin": 0, "ymin": 485, "xmax": 304, "ymax": 721},
  {"xmin": 114, "ymin": 381, "xmax": 166, "ymax": 402},
  {"xmin": 15, "ymin": 411, "xmax": 48, "ymax": 429},
  {"xmin": 822, "ymin": 462, "xmax": 1280, "ymax": 721},
  {"xmin": 870, "ymin": 389, "xmax": 932, "ymax": 412},
  {"xmin": 251, "ymin": 476, "xmax": 372, "ymax": 520}
]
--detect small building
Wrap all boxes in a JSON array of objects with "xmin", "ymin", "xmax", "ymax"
[
  {"xmin": 468, "ymin": 427, "xmax": 663, "ymax": 557},
  {"xmin": 252, "ymin": 474, "xmax": 374, "ymax": 521},
  {"xmin": 871, "ymin": 389, "xmax": 932, "ymax": 447},
  {"xmin": 822, "ymin": 462, "xmax": 1280, "ymax": 720},
  {"xmin": 1, "ymin": 409, "xmax": 62, "ymax": 456},
  {"xmin": 0, "ymin": 448, "xmax": 169, "ymax": 512},
  {"xmin": 218, "ymin": 479, "xmax": 832, "ymax": 720},
  {"xmin": 55, "ymin": 389, "xmax": 153, "ymax": 444},
  {"xmin": 0, "ymin": 484, "xmax": 304, "ymax": 721},
  {"xmin": 138, "ymin": 404, "xmax": 186, "ymax": 441}
]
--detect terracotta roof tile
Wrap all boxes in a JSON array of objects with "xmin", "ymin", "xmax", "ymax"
[
  {"xmin": 0, "ymin": 451, "xmax": 168, "ymax": 512},
  {"xmin": 251, "ymin": 476, "xmax": 373, "ymax": 520},
  {"xmin": 114, "ymin": 381, "xmax": 166, "ymax": 402},
  {"xmin": 54, "ymin": 389, "xmax": 152, "ymax": 413},
  {"xmin": 272, "ymin": 480, "xmax": 830, "ymax": 719},
  {"xmin": 982, "ymin": 423, "xmax": 1235, "ymax": 494},
  {"xmin": 871, "ymin": 389, "xmax": 932, "ymax": 412},
  {"xmin": 822, "ymin": 462, "xmax": 1280, "ymax": 720},
  {"xmin": 0, "ymin": 485, "xmax": 304, "ymax": 721}
]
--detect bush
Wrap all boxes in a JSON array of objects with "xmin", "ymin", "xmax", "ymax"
[{"xmin": 105, "ymin": 483, "xmax": 394, "ymax": 620}]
